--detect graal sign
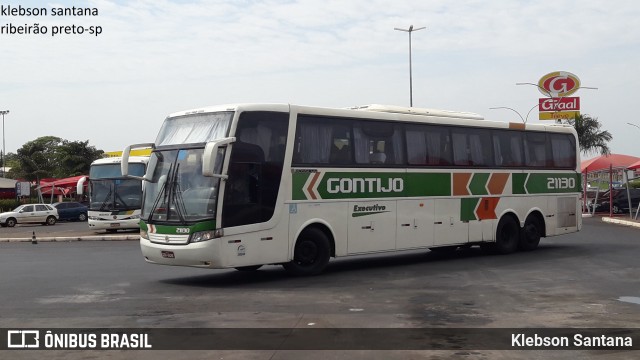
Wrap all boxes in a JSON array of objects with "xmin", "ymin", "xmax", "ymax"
[{"xmin": 538, "ymin": 71, "xmax": 581, "ymax": 121}]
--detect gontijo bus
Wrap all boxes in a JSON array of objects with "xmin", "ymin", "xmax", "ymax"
[
  {"xmin": 82, "ymin": 156, "xmax": 149, "ymax": 232},
  {"xmin": 121, "ymin": 103, "xmax": 581, "ymax": 275}
]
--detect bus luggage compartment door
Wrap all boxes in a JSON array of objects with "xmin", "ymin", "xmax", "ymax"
[{"xmin": 347, "ymin": 200, "xmax": 396, "ymax": 254}]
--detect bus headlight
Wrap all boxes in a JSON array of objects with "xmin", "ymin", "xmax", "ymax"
[{"xmin": 191, "ymin": 230, "xmax": 215, "ymax": 243}]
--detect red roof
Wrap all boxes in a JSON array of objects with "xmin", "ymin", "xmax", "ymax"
[
  {"xmin": 581, "ymin": 154, "xmax": 640, "ymax": 173},
  {"xmin": 627, "ymin": 160, "xmax": 640, "ymax": 171},
  {"xmin": 39, "ymin": 175, "xmax": 87, "ymax": 196}
]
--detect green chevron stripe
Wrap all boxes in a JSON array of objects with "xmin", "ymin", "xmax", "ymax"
[
  {"xmin": 469, "ymin": 173, "xmax": 489, "ymax": 195},
  {"xmin": 461, "ymin": 198, "xmax": 480, "ymax": 221}
]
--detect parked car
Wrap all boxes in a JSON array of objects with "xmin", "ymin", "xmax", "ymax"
[
  {"xmin": 52, "ymin": 201, "xmax": 88, "ymax": 221},
  {"xmin": 0, "ymin": 204, "xmax": 59, "ymax": 227},
  {"xmin": 589, "ymin": 188, "xmax": 640, "ymax": 214}
]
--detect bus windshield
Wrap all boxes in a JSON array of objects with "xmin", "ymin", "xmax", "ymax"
[
  {"xmin": 142, "ymin": 148, "xmax": 222, "ymax": 224},
  {"xmin": 155, "ymin": 111, "xmax": 233, "ymax": 146},
  {"xmin": 90, "ymin": 178, "xmax": 143, "ymax": 211},
  {"xmin": 90, "ymin": 163, "xmax": 146, "ymax": 178}
]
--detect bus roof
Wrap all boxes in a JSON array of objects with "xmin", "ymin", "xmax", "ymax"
[
  {"xmin": 165, "ymin": 103, "xmax": 576, "ymax": 136},
  {"xmin": 349, "ymin": 104, "xmax": 484, "ymax": 120}
]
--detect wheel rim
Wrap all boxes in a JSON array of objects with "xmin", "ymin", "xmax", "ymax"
[
  {"xmin": 501, "ymin": 223, "xmax": 517, "ymax": 243},
  {"xmin": 296, "ymin": 240, "xmax": 319, "ymax": 265},
  {"xmin": 525, "ymin": 223, "xmax": 540, "ymax": 243}
]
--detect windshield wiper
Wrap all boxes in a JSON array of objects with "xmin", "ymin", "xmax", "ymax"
[
  {"xmin": 99, "ymin": 188, "xmax": 113, "ymax": 211},
  {"xmin": 148, "ymin": 163, "xmax": 172, "ymax": 221},
  {"xmin": 167, "ymin": 163, "xmax": 187, "ymax": 224}
]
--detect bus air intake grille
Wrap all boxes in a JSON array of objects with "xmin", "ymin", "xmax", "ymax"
[{"xmin": 149, "ymin": 233, "xmax": 190, "ymax": 245}]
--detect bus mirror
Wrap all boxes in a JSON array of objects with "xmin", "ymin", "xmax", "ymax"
[
  {"xmin": 144, "ymin": 154, "xmax": 158, "ymax": 182},
  {"xmin": 203, "ymin": 137, "xmax": 235, "ymax": 178},
  {"xmin": 76, "ymin": 176, "xmax": 87, "ymax": 195},
  {"xmin": 122, "ymin": 143, "xmax": 155, "ymax": 180}
]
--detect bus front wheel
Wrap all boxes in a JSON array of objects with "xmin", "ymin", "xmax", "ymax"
[{"xmin": 283, "ymin": 228, "xmax": 331, "ymax": 276}]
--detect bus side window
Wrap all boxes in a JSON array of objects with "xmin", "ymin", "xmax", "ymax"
[{"xmin": 524, "ymin": 132, "xmax": 547, "ymax": 167}]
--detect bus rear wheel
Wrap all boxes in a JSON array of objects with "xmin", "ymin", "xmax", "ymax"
[
  {"xmin": 494, "ymin": 215, "xmax": 520, "ymax": 254},
  {"xmin": 519, "ymin": 216, "xmax": 542, "ymax": 251},
  {"xmin": 283, "ymin": 228, "xmax": 330, "ymax": 276}
]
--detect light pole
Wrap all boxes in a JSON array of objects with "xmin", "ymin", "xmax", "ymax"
[
  {"xmin": 490, "ymin": 104, "xmax": 539, "ymax": 124},
  {"xmin": 0, "ymin": 110, "xmax": 8, "ymax": 178},
  {"xmin": 394, "ymin": 25, "xmax": 425, "ymax": 107}
]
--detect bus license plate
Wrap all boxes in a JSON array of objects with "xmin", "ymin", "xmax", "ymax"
[{"xmin": 161, "ymin": 251, "xmax": 175, "ymax": 259}]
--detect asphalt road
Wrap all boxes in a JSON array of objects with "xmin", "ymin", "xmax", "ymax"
[{"xmin": 1, "ymin": 216, "xmax": 639, "ymax": 360}]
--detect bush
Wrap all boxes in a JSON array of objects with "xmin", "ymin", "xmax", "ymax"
[{"xmin": 0, "ymin": 199, "xmax": 21, "ymax": 212}]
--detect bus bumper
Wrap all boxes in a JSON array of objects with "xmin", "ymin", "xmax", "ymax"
[
  {"xmin": 89, "ymin": 218, "xmax": 141, "ymax": 231},
  {"xmin": 140, "ymin": 238, "xmax": 222, "ymax": 268}
]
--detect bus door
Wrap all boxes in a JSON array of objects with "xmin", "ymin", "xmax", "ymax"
[{"xmin": 221, "ymin": 111, "xmax": 289, "ymax": 229}]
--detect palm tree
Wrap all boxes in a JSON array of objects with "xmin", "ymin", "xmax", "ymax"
[{"xmin": 567, "ymin": 114, "xmax": 612, "ymax": 155}]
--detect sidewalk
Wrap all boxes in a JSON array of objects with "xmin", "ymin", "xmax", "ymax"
[
  {"xmin": 584, "ymin": 212, "xmax": 640, "ymax": 229},
  {"xmin": 0, "ymin": 233, "xmax": 139, "ymax": 243},
  {"xmin": 601, "ymin": 216, "xmax": 640, "ymax": 229}
]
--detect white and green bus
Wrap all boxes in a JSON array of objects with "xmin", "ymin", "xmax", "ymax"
[
  {"xmin": 85, "ymin": 156, "xmax": 148, "ymax": 232},
  {"xmin": 122, "ymin": 103, "xmax": 581, "ymax": 275}
]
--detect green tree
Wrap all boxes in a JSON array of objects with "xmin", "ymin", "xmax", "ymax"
[
  {"xmin": 8, "ymin": 137, "xmax": 104, "ymax": 181},
  {"xmin": 10, "ymin": 136, "xmax": 62, "ymax": 182},
  {"xmin": 55, "ymin": 140, "xmax": 104, "ymax": 177},
  {"xmin": 567, "ymin": 114, "xmax": 612, "ymax": 155}
]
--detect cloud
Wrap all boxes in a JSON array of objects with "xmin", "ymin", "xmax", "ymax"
[{"xmin": 1, "ymin": 0, "xmax": 639, "ymax": 154}]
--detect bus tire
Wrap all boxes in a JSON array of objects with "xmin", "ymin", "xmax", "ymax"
[
  {"xmin": 283, "ymin": 228, "xmax": 331, "ymax": 276},
  {"xmin": 494, "ymin": 215, "xmax": 520, "ymax": 254},
  {"xmin": 519, "ymin": 216, "xmax": 542, "ymax": 251},
  {"xmin": 235, "ymin": 265, "xmax": 263, "ymax": 272}
]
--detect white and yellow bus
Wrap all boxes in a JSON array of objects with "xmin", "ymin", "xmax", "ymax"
[
  {"xmin": 122, "ymin": 103, "xmax": 581, "ymax": 275},
  {"xmin": 86, "ymin": 156, "xmax": 148, "ymax": 232}
]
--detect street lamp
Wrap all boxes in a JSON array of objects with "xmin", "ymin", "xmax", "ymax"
[
  {"xmin": 627, "ymin": 122, "xmax": 640, "ymax": 131},
  {"xmin": 0, "ymin": 110, "xmax": 8, "ymax": 178},
  {"xmin": 394, "ymin": 25, "xmax": 425, "ymax": 107},
  {"xmin": 490, "ymin": 104, "xmax": 539, "ymax": 124}
]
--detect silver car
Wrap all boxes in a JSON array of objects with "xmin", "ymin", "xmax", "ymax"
[{"xmin": 0, "ymin": 204, "xmax": 59, "ymax": 227}]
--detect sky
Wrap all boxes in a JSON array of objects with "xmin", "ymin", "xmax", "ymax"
[{"xmin": 1, "ymin": 0, "xmax": 639, "ymax": 161}]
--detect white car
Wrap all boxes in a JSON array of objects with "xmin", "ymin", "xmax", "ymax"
[{"xmin": 0, "ymin": 204, "xmax": 59, "ymax": 227}]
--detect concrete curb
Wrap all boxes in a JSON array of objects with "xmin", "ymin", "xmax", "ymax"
[
  {"xmin": 0, "ymin": 235, "xmax": 139, "ymax": 243},
  {"xmin": 602, "ymin": 216, "xmax": 640, "ymax": 229}
]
